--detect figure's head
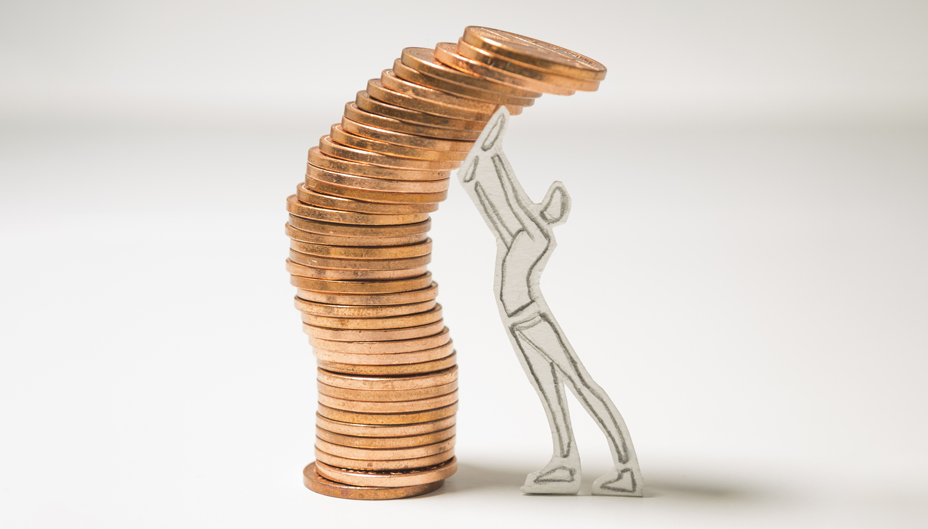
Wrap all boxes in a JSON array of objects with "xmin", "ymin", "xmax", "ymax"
[{"xmin": 537, "ymin": 181, "xmax": 571, "ymax": 227}]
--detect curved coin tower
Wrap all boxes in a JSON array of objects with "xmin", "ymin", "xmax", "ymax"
[{"xmin": 287, "ymin": 27, "xmax": 606, "ymax": 500}]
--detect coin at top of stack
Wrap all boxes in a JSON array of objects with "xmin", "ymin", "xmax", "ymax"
[{"xmin": 291, "ymin": 26, "xmax": 605, "ymax": 500}]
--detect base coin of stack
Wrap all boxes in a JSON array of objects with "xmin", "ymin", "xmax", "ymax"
[{"xmin": 290, "ymin": 26, "xmax": 606, "ymax": 500}]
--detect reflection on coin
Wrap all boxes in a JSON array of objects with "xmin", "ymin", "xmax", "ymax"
[
  {"xmin": 316, "ymin": 352, "xmax": 456, "ymax": 376},
  {"xmin": 315, "ymin": 447, "xmax": 455, "ymax": 472},
  {"xmin": 456, "ymin": 38, "xmax": 600, "ymax": 91},
  {"xmin": 315, "ymin": 412, "xmax": 456, "ymax": 437},
  {"xmin": 315, "ymin": 436, "xmax": 455, "ymax": 461},
  {"xmin": 316, "ymin": 425, "xmax": 455, "ymax": 449},
  {"xmin": 287, "ymin": 259, "xmax": 428, "ymax": 281},
  {"xmin": 434, "ymin": 42, "xmax": 575, "ymax": 96},
  {"xmin": 304, "ymin": 319, "xmax": 445, "ymax": 341},
  {"xmin": 296, "ymin": 184, "xmax": 438, "ymax": 214},
  {"xmin": 317, "ymin": 379, "xmax": 457, "ymax": 401},
  {"xmin": 315, "ymin": 457, "xmax": 457, "ymax": 486},
  {"xmin": 289, "ymin": 273, "xmax": 432, "ymax": 295},
  {"xmin": 318, "ymin": 390, "xmax": 459, "ymax": 413},
  {"xmin": 317, "ymin": 365, "xmax": 457, "ymax": 390},
  {"xmin": 294, "ymin": 296, "xmax": 437, "ymax": 318},
  {"xmin": 317, "ymin": 402, "xmax": 458, "ymax": 425},
  {"xmin": 312, "ymin": 341, "xmax": 454, "ymax": 365},
  {"xmin": 301, "ymin": 304, "xmax": 443, "ymax": 330},
  {"xmin": 302, "ymin": 462, "xmax": 442, "ymax": 500}
]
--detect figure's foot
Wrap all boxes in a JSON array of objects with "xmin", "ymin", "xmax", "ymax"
[
  {"xmin": 592, "ymin": 467, "xmax": 642, "ymax": 497},
  {"xmin": 521, "ymin": 459, "xmax": 581, "ymax": 495}
]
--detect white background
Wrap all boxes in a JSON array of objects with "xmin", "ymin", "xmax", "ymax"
[{"xmin": 1, "ymin": 1, "xmax": 926, "ymax": 528}]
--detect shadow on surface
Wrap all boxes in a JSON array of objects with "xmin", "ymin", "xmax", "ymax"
[
  {"xmin": 423, "ymin": 462, "xmax": 527, "ymax": 496},
  {"xmin": 641, "ymin": 472, "xmax": 769, "ymax": 503}
]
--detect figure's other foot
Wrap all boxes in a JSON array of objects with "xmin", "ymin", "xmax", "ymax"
[
  {"xmin": 592, "ymin": 467, "xmax": 642, "ymax": 497},
  {"xmin": 521, "ymin": 459, "xmax": 581, "ymax": 495}
]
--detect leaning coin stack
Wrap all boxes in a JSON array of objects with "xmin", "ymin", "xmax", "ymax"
[{"xmin": 288, "ymin": 26, "xmax": 606, "ymax": 500}]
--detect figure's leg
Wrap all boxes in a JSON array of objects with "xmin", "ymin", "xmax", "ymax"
[
  {"xmin": 508, "ymin": 326, "xmax": 581, "ymax": 494},
  {"xmin": 513, "ymin": 314, "xmax": 643, "ymax": 496}
]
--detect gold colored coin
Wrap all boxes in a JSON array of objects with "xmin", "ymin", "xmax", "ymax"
[
  {"xmin": 307, "ymin": 163, "xmax": 450, "ymax": 194},
  {"xmin": 316, "ymin": 351, "xmax": 456, "ymax": 376},
  {"xmin": 288, "ymin": 195, "xmax": 429, "ymax": 226},
  {"xmin": 380, "ymin": 69, "xmax": 501, "ymax": 114},
  {"xmin": 302, "ymin": 462, "xmax": 443, "ymax": 500},
  {"xmin": 310, "ymin": 326, "xmax": 448, "ymax": 354},
  {"xmin": 317, "ymin": 380, "xmax": 458, "ymax": 402},
  {"xmin": 434, "ymin": 42, "xmax": 575, "ymax": 96},
  {"xmin": 315, "ymin": 457, "xmax": 457, "ymax": 487},
  {"xmin": 366, "ymin": 79, "xmax": 494, "ymax": 122},
  {"xmin": 341, "ymin": 117, "xmax": 473, "ymax": 153},
  {"xmin": 304, "ymin": 319, "xmax": 445, "ymax": 341},
  {"xmin": 320, "ymin": 135, "xmax": 461, "ymax": 171},
  {"xmin": 312, "ymin": 341, "xmax": 454, "ymax": 366},
  {"xmin": 289, "ymin": 237, "xmax": 432, "ymax": 260},
  {"xmin": 298, "ymin": 282, "xmax": 438, "ymax": 306},
  {"xmin": 296, "ymin": 184, "xmax": 438, "ymax": 214},
  {"xmin": 315, "ymin": 437, "xmax": 455, "ymax": 461},
  {"xmin": 401, "ymin": 47, "xmax": 541, "ymax": 98},
  {"xmin": 289, "ymin": 214, "xmax": 431, "ymax": 238},
  {"xmin": 330, "ymin": 125, "xmax": 467, "ymax": 163},
  {"xmin": 301, "ymin": 304, "xmax": 443, "ymax": 330},
  {"xmin": 356, "ymin": 91, "xmax": 487, "ymax": 131},
  {"xmin": 456, "ymin": 39, "xmax": 600, "ymax": 91},
  {"xmin": 318, "ymin": 390, "xmax": 458, "ymax": 414},
  {"xmin": 315, "ymin": 412, "xmax": 456, "ymax": 438},
  {"xmin": 344, "ymin": 102, "xmax": 481, "ymax": 141},
  {"xmin": 462, "ymin": 26, "xmax": 607, "ymax": 81},
  {"xmin": 287, "ymin": 260, "xmax": 428, "ymax": 281},
  {"xmin": 286, "ymin": 223, "xmax": 427, "ymax": 248},
  {"xmin": 318, "ymin": 402, "xmax": 458, "ymax": 426},
  {"xmin": 392, "ymin": 58, "xmax": 536, "ymax": 107},
  {"xmin": 289, "ymin": 249, "xmax": 431, "ymax": 271},
  {"xmin": 317, "ymin": 365, "xmax": 457, "ymax": 390},
  {"xmin": 306, "ymin": 176, "xmax": 447, "ymax": 205},
  {"xmin": 289, "ymin": 273, "xmax": 432, "ymax": 295},
  {"xmin": 308, "ymin": 146, "xmax": 449, "ymax": 181},
  {"xmin": 315, "ymin": 425, "xmax": 455, "ymax": 449},
  {"xmin": 294, "ymin": 296, "xmax": 437, "ymax": 318},
  {"xmin": 315, "ymin": 447, "xmax": 454, "ymax": 472}
]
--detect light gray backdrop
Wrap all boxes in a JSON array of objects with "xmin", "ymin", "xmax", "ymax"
[{"xmin": 1, "ymin": 1, "xmax": 926, "ymax": 528}]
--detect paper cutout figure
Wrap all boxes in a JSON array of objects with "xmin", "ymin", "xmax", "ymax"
[{"xmin": 458, "ymin": 108, "xmax": 643, "ymax": 496}]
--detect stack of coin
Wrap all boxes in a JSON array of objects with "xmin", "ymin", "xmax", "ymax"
[{"xmin": 289, "ymin": 26, "xmax": 606, "ymax": 500}]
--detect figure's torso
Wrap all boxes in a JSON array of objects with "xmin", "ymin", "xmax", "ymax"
[{"xmin": 497, "ymin": 230, "xmax": 552, "ymax": 317}]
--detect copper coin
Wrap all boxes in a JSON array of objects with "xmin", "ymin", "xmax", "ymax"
[
  {"xmin": 308, "ymin": 146, "xmax": 449, "ymax": 181},
  {"xmin": 316, "ymin": 425, "xmax": 456, "ymax": 449},
  {"xmin": 315, "ymin": 412, "xmax": 455, "ymax": 437},
  {"xmin": 366, "ymin": 79, "xmax": 494, "ymax": 122},
  {"xmin": 317, "ymin": 380, "xmax": 458, "ymax": 402},
  {"xmin": 312, "ymin": 341, "xmax": 454, "ymax": 366},
  {"xmin": 296, "ymin": 184, "xmax": 438, "ymax": 214},
  {"xmin": 434, "ymin": 42, "xmax": 575, "ymax": 96},
  {"xmin": 310, "ymin": 326, "xmax": 448, "ymax": 353},
  {"xmin": 341, "ymin": 117, "xmax": 473, "ymax": 153},
  {"xmin": 456, "ymin": 39, "xmax": 600, "ymax": 92},
  {"xmin": 294, "ymin": 296, "xmax": 437, "ymax": 318},
  {"xmin": 315, "ymin": 448, "xmax": 455, "ymax": 472},
  {"xmin": 315, "ymin": 437, "xmax": 455, "ymax": 461},
  {"xmin": 330, "ymin": 124, "xmax": 467, "ymax": 163},
  {"xmin": 304, "ymin": 319, "xmax": 446, "ymax": 341},
  {"xmin": 315, "ymin": 457, "xmax": 457, "ymax": 486},
  {"xmin": 306, "ymin": 176, "xmax": 447, "ymax": 205},
  {"xmin": 302, "ymin": 462, "xmax": 442, "ymax": 500},
  {"xmin": 392, "ymin": 58, "xmax": 535, "ymax": 107},
  {"xmin": 289, "ymin": 237, "xmax": 432, "ymax": 260},
  {"xmin": 401, "ymin": 47, "xmax": 541, "ymax": 98},
  {"xmin": 289, "ymin": 249, "xmax": 431, "ymax": 271},
  {"xmin": 289, "ymin": 273, "xmax": 433, "ymax": 295},
  {"xmin": 356, "ymin": 91, "xmax": 487, "ymax": 131},
  {"xmin": 343, "ymin": 102, "xmax": 481, "ymax": 141},
  {"xmin": 462, "ymin": 26, "xmax": 607, "ymax": 81},
  {"xmin": 320, "ymin": 135, "xmax": 461, "ymax": 171},
  {"xmin": 301, "ymin": 304, "xmax": 443, "ymax": 330},
  {"xmin": 288, "ymin": 214, "xmax": 431, "ymax": 237},
  {"xmin": 307, "ymin": 163, "xmax": 450, "ymax": 194},
  {"xmin": 316, "ymin": 351, "xmax": 455, "ymax": 376},
  {"xmin": 317, "ymin": 365, "xmax": 457, "ymax": 390},
  {"xmin": 286, "ymin": 223, "xmax": 427, "ymax": 247},
  {"xmin": 298, "ymin": 282, "xmax": 438, "ymax": 306},
  {"xmin": 288, "ymin": 195, "xmax": 429, "ymax": 226},
  {"xmin": 380, "ymin": 69, "xmax": 501, "ymax": 114},
  {"xmin": 287, "ymin": 260, "xmax": 428, "ymax": 281},
  {"xmin": 318, "ymin": 402, "xmax": 457, "ymax": 426},
  {"xmin": 318, "ymin": 390, "xmax": 458, "ymax": 414}
]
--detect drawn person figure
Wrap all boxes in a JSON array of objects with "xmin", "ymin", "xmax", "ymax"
[{"xmin": 458, "ymin": 108, "xmax": 642, "ymax": 496}]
